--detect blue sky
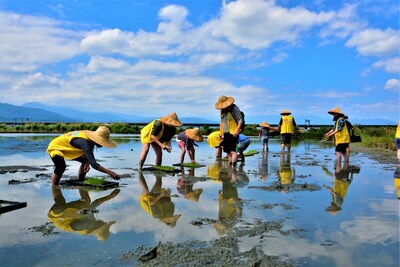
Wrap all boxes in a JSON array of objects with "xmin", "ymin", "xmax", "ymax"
[{"xmin": 0, "ymin": 0, "xmax": 398, "ymax": 124}]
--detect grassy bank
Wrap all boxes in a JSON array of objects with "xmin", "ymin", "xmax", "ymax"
[{"xmin": 0, "ymin": 123, "xmax": 396, "ymax": 150}]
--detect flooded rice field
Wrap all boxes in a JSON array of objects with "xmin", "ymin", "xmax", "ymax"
[{"xmin": 0, "ymin": 134, "xmax": 398, "ymax": 266}]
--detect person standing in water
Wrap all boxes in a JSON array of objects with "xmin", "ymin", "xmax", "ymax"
[
  {"xmin": 215, "ymin": 95, "xmax": 244, "ymax": 167},
  {"xmin": 324, "ymin": 107, "xmax": 350, "ymax": 163},
  {"xmin": 176, "ymin": 128, "xmax": 203, "ymax": 164},
  {"xmin": 46, "ymin": 126, "xmax": 120, "ymax": 185},
  {"xmin": 258, "ymin": 121, "xmax": 274, "ymax": 152},
  {"xmin": 278, "ymin": 109, "xmax": 296, "ymax": 152},
  {"xmin": 139, "ymin": 112, "xmax": 182, "ymax": 171}
]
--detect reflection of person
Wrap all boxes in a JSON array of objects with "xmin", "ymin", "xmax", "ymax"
[
  {"xmin": 177, "ymin": 169, "xmax": 203, "ymax": 202},
  {"xmin": 324, "ymin": 161, "xmax": 351, "ymax": 215},
  {"xmin": 278, "ymin": 153, "xmax": 294, "ymax": 186},
  {"xmin": 46, "ymin": 126, "xmax": 120, "ymax": 185},
  {"xmin": 139, "ymin": 113, "xmax": 182, "ymax": 171},
  {"xmin": 207, "ymin": 131, "xmax": 223, "ymax": 159},
  {"xmin": 258, "ymin": 121, "xmax": 274, "ymax": 152},
  {"xmin": 395, "ymin": 120, "xmax": 400, "ymax": 161},
  {"xmin": 278, "ymin": 109, "xmax": 296, "ymax": 152},
  {"xmin": 258, "ymin": 151, "xmax": 269, "ymax": 182},
  {"xmin": 213, "ymin": 167, "xmax": 242, "ymax": 236},
  {"xmin": 215, "ymin": 95, "xmax": 244, "ymax": 166},
  {"xmin": 324, "ymin": 107, "xmax": 350, "ymax": 163},
  {"xmin": 48, "ymin": 186, "xmax": 119, "ymax": 241},
  {"xmin": 139, "ymin": 173, "xmax": 181, "ymax": 227},
  {"xmin": 394, "ymin": 166, "xmax": 400, "ymax": 199},
  {"xmin": 177, "ymin": 128, "xmax": 203, "ymax": 164},
  {"xmin": 237, "ymin": 134, "xmax": 250, "ymax": 161}
]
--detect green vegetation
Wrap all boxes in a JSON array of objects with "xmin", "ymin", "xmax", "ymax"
[
  {"xmin": 243, "ymin": 150, "xmax": 259, "ymax": 156},
  {"xmin": 153, "ymin": 165, "xmax": 176, "ymax": 171},
  {"xmin": 84, "ymin": 177, "xmax": 107, "ymax": 186},
  {"xmin": 0, "ymin": 122, "xmax": 396, "ymax": 150},
  {"xmin": 180, "ymin": 162, "xmax": 201, "ymax": 168}
]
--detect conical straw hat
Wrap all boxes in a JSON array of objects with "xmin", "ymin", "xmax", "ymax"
[
  {"xmin": 280, "ymin": 109, "xmax": 291, "ymax": 115},
  {"xmin": 215, "ymin": 95, "xmax": 235, "ymax": 110},
  {"xmin": 84, "ymin": 126, "xmax": 117, "ymax": 148},
  {"xmin": 160, "ymin": 112, "xmax": 182, "ymax": 127},
  {"xmin": 259, "ymin": 121, "xmax": 270, "ymax": 127},
  {"xmin": 328, "ymin": 107, "xmax": 344, "ymax": 115},
  {"xmin": 185, "ymin": 128, "xmax": 203, "ymax": 142}
]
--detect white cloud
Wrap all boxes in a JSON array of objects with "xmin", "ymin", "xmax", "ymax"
[
  {"xmin": 0, "ymin": 11, "xmax": 83, "ymax": 72},
  {"xmin": 384, "ymin": 79, "xmax": 400, "ymax": 91},
  {"xmin": 346, "ymin": 28, "xmax": 400, "ymax": 57},
  {"xmin": 372, "ymin": 57, "xmax": 400, "ymax": 74},
  {"xmin": 320, "ymin": 4, "xmax": 367, "ymax": 40},
  {"xmin": 211, "ymin": 0, "xmax": 333, "ymax": 50}
]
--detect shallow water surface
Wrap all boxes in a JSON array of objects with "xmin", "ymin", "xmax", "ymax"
[{"xmin": 0, "ymin": 134, "xmax": 398, "ymax": 266}]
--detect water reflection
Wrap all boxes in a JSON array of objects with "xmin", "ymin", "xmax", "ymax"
[
  {"xmin": 177, "ymin": 168, "xmax": 203, "ymax": 202},
  {"xmin": 47, "ymin": 186, "xmax": 119, "ymax": 241},
  {"xmin": 258, "ymin": 151, "xmax": 269, "ymax": 182},
  {"xmin": 139, "ymin": 173, "xmax": 181, "ymax": 227},
  {"xmin": 394, "ymin": 165, "xmax": 400, "ymax": 199},
  {"xmin": 278, "ymin": 153, "xmax": 295, "ymax": 187},
  {"xmin": 323, "ymin": 161, "xmax": 360, "ymax": 215},
  {"xmin": 214, "ymin": 166, "xmax": 243, "ymax": 236}
]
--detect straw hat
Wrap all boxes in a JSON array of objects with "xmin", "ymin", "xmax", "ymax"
[
  {"xmin": 183, "ymin": 188, "xmax": 203, "ymax": 202},
  {"xmin": 185, "ymin": 128, "xmax": 203, "ymax": 142},
  {"xmin": 160, "ymin": 112, "xmax": 182, "ymax": 127},
  {"xmin": 280, "ymin": 109, "xmax": 291, "ymax": 115},
  {"xmin": 84, "ymin": 126, "xmax": 117, "ymax": 148},
  {"xmin": 259, "ymin": 121, "xmax": 270, "ymax": 127},
  {"xmin": 215, "ymin": 95, "xmax": 235, "ymax": 110},
  {"xmin": 328, "ymin": 107, "xmax": 344, "ymax": 116}
]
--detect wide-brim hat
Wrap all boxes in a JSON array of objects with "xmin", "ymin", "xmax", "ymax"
[
  {"xmin": 259, "ymin": 121, "xmax": 270, "ymax": 127},
  {"xmin": 215, "ymin": 95, "xmax": 235, "ymax": 110},
  {"xmin": 84, "ymin": 126, "xmax": 117, "ymax": 148},
  {"xmin": 280, "ymin": 109, "xmax": 291, "ymax": 115},
  {"xmin": 185, "ymin": 128, "xmax": 203, "ymax": 142},
  {"xmin": 160, "ymin": 112, "xmax": 182, "ymax": 127},
  {"xmin": 159, "ymin": 214, "xmax": 181, "ymax": 228},
  {"xmin": 328, "ymin": 107, "xmax": 344, "ymax": 116},
  {"xmin": 184, "ymin": 188, "xmax": 203, "ymax": 202}
]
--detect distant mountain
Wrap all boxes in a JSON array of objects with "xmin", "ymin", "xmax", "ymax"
[
  {"xmin": 0, "ymin": 103, "xmax": 74, "ymax": 122},
  {"xmin": 21, "ymin": 102, "xmax": 219, "ymax": 124}
]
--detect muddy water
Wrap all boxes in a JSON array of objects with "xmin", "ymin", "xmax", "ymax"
[{"xmin": 0, "ymin": 134, "xmax": 398, "ymax": 266}]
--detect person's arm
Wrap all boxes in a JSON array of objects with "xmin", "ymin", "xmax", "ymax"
[
  {"xmin": 232, "ymin": 106, "xmax": 243, "ymax": 137},
  {"xmin": 70, "ymin": 138, "xmax": 120, "ymax": 180},
  {"xmin": 150, "ymin": 121, "xmax": 171, "ymax": 152}
]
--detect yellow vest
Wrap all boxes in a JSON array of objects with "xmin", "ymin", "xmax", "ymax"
[
  {"xmin": 335, "ymin": 119, "xmax": 350, "ymax": 145},
  {"xmin": 220, "ymin": 111, "xmax": 237, "ymax": 135},
  {"xmin": 395, "ymin": 120, "xmax": 400, "ymax": 138},
  {"xmin": 280, "ymin": 115, "xmax": 294, "ymax": 134},
  {"xmin": 140, "ymin": 120, "xmax": 164, "ymax": 144},
  {"xmin": 47, "ymin": 131, "xmax": 90, "ymax": 160}
]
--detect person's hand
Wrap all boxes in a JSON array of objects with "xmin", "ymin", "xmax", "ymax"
[
  {"xmin": 163, "ymin": 145, "xmax": 171, "ymax": 153},
  {"xmin": 109, "ymin": 171, "xmax": 120, "ymax": 180},
  {"xmin": 83, "ymin": 162, "xmax": 90, "ymax": 173},
  {"xmin": 233, "ymin": 131, "xmax": 239, "ymax": 138}
]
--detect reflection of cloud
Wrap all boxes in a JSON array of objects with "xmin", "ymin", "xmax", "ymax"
[{"xmin": 340, "ymin": 216, "xmax": 397, "ymax": 244}]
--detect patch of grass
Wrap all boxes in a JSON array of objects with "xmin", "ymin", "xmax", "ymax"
[
  {"xmin": 84, "ymin": 177, "xmax": 107, "ymax": 186},
  {"xmin": 243, "ymin": 150, "xmax": 259, "ymax": 156},
  {"xmin": 181, "ymin": 162, "xmax": 201, "ymax": 168},
  {"xmin": 153, "ymin": 165, "xmax": 175, "ymax": 171}
]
